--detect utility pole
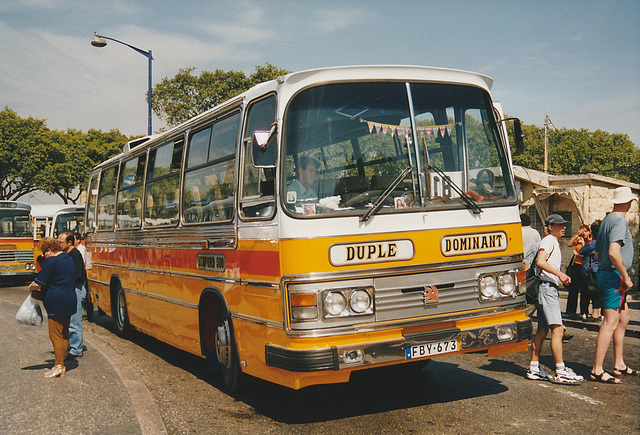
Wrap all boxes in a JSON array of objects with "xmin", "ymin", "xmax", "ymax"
[{"xmin": 544, "ymin": 114, "xmax": 549, "ymax": 173}]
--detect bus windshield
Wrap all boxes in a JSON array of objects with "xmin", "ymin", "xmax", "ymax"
[
  {"xmin": 282, "ymin": 82, "xmax": 516, "ymax": 217},
  {"xmin": 0, "ymin": 208, "xmax": 32, "ymax": 237}
]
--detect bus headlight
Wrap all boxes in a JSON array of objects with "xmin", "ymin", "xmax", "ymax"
[
  {"xmin": 498, "ymin": 273, "xmax": 516, "ymax": 295},
  {"xmin": 324, "ymin": 292, "xmax": 347, "ymax": 316},
  {"xmin": 479, "ymin": 275, "xmax": 498, "ymax": 298},
  {"xmin": 479, "ymin": 272, "xmax": 519, "ymax": 301},
  {"xmin": 322, "ymin": 287, "xmax": 374, "ymax": 319},
  {"xmin": 350, "ymin": 289, "xmax": 371, "ymax": 314}
]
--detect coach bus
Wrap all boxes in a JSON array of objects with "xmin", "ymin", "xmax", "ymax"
[
  {"xmin": 32, "ymin": 204, "xmax": 85, "ymax": 240},
  {"xmin": 85, "ymin": 65, "xmax": 531, "ymax": 391},
  {"xmin": 0, "ymin": 201, "xmax": 36, "ymax": 283}
]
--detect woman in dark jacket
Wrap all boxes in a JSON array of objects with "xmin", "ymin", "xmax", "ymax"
[
  {"xmin": 29, "ymin": 237, "xmax": 77, "ymax": 379},
  {"xmin": 579, "ymin": 220, "xmax": 602, "ymax": 321}
]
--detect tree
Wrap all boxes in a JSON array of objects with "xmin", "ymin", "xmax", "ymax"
[
  {"xmin": 0, "ymin": 107, "xmax": 130, "ymax": 203},
  {"xmin": 511, "ymin": 123, "xmax": 639, "ymax": 184},
  {"xmin": 0, "ymin": 107, "xmax": 50, "ymax": 200},
  {"xmin": 36, "ymin": 129, "xmax": 126, "ymax": 203},
  {"xmin": 152, "ymin": 63, "xmax": 290, "ymax": 127}
]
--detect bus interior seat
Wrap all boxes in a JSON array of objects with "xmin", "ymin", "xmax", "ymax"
[
  {"xmin": 334, "ymin": 175, "xmax": 370, "ymax": 203},
  {"xmin": 317, "ymin": 177, "xmax": 337, "ymax": 199},
  {"xmin": 370, "ymin": 174, "xmax": 411, "ymax": 192},
  {"xmin": 189, "ymin": 185, "xmax": 203, "ymax": 222}
]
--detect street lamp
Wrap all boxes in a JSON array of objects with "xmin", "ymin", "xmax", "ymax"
[{"xmin": 91, "ymin": 31, "xmax": 153, "ymax": 136}]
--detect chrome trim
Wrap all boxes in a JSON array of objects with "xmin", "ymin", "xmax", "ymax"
[
  {"xmin": 90, "ymin": 261, "xmax": 278, "ymax": 288},
  {"xmin": 265, "ymin": 318, "xmax": 532, "ymax": 371},
  {"xmin": 282, "ymin": 253, "xmax": 523, "ymax": 284},
  {"xmin": 332, "ymin": 320, "xmax": 529, "ymax": 369},
  {"xmin": 283, "ymin": 258, "xmax": 525, "ymax": 335},
  {"xmin": 120, "ymin": 286, "xmax": 199, "ymax": 310},
  {"xmin": 87, "ymin": 278, "xmax": 108, "ymax": 288},
  {"xmin": 285, "ymin": 303, "xmax": 526, "ymax": 338},
  {"xmin": 87, "ymin": 225, "xmax": 238, "ymax": 250},
  {"xmin": 231, "ymin": 312, "xmax": 284, "ymax": 329}
]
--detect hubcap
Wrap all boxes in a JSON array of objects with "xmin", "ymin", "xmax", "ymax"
[
  {"xmin": 216, "ymin": 319, "xmax": 231, "ymax": 369},
  {"xmin": 117, "ymin": 291, "xmax": 125, "ymax": 326}
]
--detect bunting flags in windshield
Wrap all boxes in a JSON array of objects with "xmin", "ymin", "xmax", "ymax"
[{"xmin": 363, "ymin": 120, "xmax": 457, "ymax": 139}]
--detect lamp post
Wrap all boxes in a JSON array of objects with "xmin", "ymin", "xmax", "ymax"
[{"xmin": 91, "ymin": 32, "xmax": 153, "ymax": 136}]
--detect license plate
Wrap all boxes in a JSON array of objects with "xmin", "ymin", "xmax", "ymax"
[{"xmin": 406, "ymin": 339, "xmax": 459, "ymax": 359}]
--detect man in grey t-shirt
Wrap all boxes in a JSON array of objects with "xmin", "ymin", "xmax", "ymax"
[{"xmin": 590, "ymin": 186, "xmax": 637, "ymax": 383}]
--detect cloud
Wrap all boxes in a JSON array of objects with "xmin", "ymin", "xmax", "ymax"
[{"xmin": 311, "ymin": 8, "xmax": 367, "ymax": 35}]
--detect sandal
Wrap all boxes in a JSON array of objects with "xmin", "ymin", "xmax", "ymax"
[
  {"xmin": 613, "ymin": 366, "xmax": 638, "ymax": 376},
  {"xmin": 590, "ymin": 371, "xmax": 621, "ymax": 384}
]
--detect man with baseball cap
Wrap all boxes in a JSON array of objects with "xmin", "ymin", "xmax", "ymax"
[
  {"xmin": 527, "ymin": 213, "xmax": 584, "ymax": 384},
  {"xmin": 590, "ymin": 186, "xmax": 638, "ymax": 383}
]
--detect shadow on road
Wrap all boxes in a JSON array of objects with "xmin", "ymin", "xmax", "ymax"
[
  {"xmin": 239, "ymin": 361, "xmax": 508, "ymax": 424},
  {"xmin": 90, "ymin": 311, "xmax": 509, "ymax": 424}
]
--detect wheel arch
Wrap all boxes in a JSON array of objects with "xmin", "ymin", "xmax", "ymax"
[{"xmin": 198, "ymin": 286, "xmax": 228, "ymax": 357}]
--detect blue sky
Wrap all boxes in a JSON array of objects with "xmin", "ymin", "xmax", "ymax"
[{"xmin": 1, "ymin": 0, "xmax": 639, "ymax": 146}]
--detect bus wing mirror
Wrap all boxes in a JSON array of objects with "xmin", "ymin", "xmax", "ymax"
[
  {"xmin": 513, "ymin": 118, "xmax": 524, "ymax": 154},
  {"xmin": 251, "ymin": 125, "xmax": 277, "ymax": 168},
  {"xmin": 498, "ymin": 117, "xmax": 524, "ymax": 155}
]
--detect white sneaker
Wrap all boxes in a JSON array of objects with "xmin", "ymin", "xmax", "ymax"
[
  {"xmin": 554, "ymin": 367, "xmax": 584, "ymax": 384},
  {"xmin": 526, "ymin": 366, "xmax": 550, "ymax": 381}
]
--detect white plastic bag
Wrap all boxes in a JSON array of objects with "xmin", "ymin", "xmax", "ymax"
[{"xmin": 16, "ymin": 295, "xmax": 43, "ymax": 326}]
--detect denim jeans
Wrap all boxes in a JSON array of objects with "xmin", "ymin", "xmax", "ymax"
[{"xmin": 68, "ymin": 284, "xmax": 86, "ymax": 356}]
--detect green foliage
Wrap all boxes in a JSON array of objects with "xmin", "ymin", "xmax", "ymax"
[
  {"xmin": 152, "ymin": 63, "xmax": 290, "ymax": 127},
  {"xmin": 0, "ymin": 107, "xmax": 130, "ymax": 203},
  {"xmin": 511, "ymin": 123, "xmax": 639, "ymax": 184}
]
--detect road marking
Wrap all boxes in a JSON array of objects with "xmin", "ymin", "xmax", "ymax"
[{"xmin": 539, "ymin": 382, "xmax": 603, "ymax": 405}]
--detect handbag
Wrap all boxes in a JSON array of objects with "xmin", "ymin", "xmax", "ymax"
[
  {"xmin": 30, "ymin": 289, "xmax": 43, "ymax": 301},
  {"xmin": 525, "ymin": 268, "xmax": 540, "ymax": 304},
  {"xmin": 526, "ymin": 244, "xmax": 555, "ymax": 304}
]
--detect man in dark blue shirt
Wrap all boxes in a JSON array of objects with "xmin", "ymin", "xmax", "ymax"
[{"xmin": 59, "ymin": 232, "xmax": 87, "ymax": 359}]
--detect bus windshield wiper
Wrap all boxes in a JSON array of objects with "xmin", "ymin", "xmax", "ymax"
[
  {"xmin": 360, "ymin": 165, "xmax": 413, "ymax": 222},
  {"xmin": 428, "ymin": 164, "xmax": 482, "ymax": 214}
]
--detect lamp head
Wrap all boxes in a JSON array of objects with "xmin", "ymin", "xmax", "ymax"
[{"xmin": 91, "ymin": 32, "xmax": 107, "ymax": 48}]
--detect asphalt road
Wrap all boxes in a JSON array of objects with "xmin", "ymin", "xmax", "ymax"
[{"xmin": 1, "ymin": 284, "xmax": 638, "ymax": 434}]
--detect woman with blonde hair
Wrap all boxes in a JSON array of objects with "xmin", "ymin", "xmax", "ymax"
[{"xmin": 29, "ymin": 237, "xmax": 77, "ymax": 379}]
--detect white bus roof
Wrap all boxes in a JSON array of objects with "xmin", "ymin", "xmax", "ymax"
[
  {"xmin": 30, "ymin": 204, "xmax": 84, "ymax": 218},
  {"xmin": 92, "ymin": 65, "xmax": 494, "ymax": 170}
]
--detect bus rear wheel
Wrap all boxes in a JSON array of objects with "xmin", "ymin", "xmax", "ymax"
[
  {"xmin": 215, "ymin": 307, "xmax": 245, "ymax": 392},
  {"xmin": 113, "ymin": 286, "xmax": 132, "ymax": 338}
]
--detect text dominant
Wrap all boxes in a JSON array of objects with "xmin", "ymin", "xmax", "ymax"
[
  {"xmin": 440, "ymin": 231, "xmax": 507, "ymax": 257},
  {"xmin": 329, "ymin": 239, "xmax": 414, "ymax": 266}
]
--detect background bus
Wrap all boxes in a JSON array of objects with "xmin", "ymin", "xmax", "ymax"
[
  {"xmin": 0, "ymin": 201, "xmax": 36, "ymax": 284},
  {"xmin": 85, "ymin": 66, "xmax": 530, "ymax": 391},
  {"xmin": 31, "ymin": 204, "xmax": 85, "ymax": 241}
]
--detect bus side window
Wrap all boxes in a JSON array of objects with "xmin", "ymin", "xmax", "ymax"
[
  {"xmin": 97, "ymin": 166, "xmax": 119, "ymax": 231},
  {"xmin": 183, "ymin": 111, "xmax": 238, "ymax": 224},
  {"xmin": 240, "ymin": 95, "xmax": 276, "ymax": 219},
  {"xmin": 86, "ymin": 175, "xmax": 99, "ymax": 232},
  {"xmin": 116, "ymin": 153, "xmax": 145, "ymax": 229},
  {"xmin": 144, "ymin": 139, "xmax": 183, "ymax": 227}
]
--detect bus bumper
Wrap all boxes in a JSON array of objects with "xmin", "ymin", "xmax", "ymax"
[{"xmin": 265, "ymin": 318, "xmax": 532, "ymax": 372}]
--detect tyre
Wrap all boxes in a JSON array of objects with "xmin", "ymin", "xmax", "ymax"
[
  {"xmin": 113, "ymin": 286, "xmax": 132, "ymax": 337},
  {"xmin": 215, "ymin": 307, "xmax": 246, "ymax": 392}
]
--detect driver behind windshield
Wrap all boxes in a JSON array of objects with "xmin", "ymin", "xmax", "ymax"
[{"xmin": 287, "ymin": 156, "xmax": 319, "ymax": 201}]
